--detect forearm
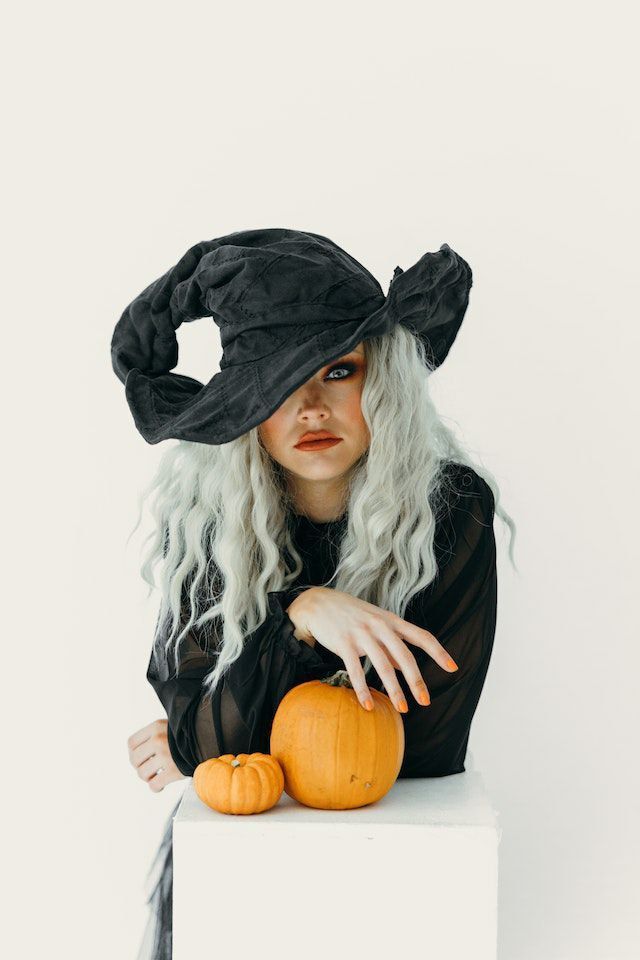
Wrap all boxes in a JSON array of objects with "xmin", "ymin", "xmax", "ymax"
[{"xmin": 149, "ymin": 589, "xmax": 329, "ymax": 775}]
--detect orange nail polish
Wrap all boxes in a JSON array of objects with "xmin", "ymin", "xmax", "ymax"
[
  {"xmin": 447, "ymin": 657, "xmax": 458, "ymax": 671},
  {"xmin": 418, "ymin": 690, "xmax": 431, "ymax": 706},
  {"xmin": 398, "ymin": 698, "xmax": 408, "ymax": 712},
  {"xmin": 364, "ymin": 698, "xmax": 374, "ymax": 711}
]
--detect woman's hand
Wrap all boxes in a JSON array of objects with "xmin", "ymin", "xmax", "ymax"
[
  {"xmin": 287, "ymin": 587, "xmax": 459, "ymax": 714},
  {"xmin": 127, "ymin": 719, "xmax": 187, "ymax": 792}
]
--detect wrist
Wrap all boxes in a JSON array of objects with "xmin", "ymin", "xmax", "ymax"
[{"xmin": 286, "ymin": 588, "xmax": 316, "ymax": 646}]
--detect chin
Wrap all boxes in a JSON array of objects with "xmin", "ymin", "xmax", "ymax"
[
  {"xmin": 287, "ymin": 450, "xmax": 346, "ymax": 473},
  {"xmin": 296, "ymin": 465, "xmax": 346, "ymax": 480}
]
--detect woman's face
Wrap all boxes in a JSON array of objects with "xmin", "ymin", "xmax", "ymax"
[{"xmin": 258, "ymin": 341, "xmax": 370, "ymax": 517}]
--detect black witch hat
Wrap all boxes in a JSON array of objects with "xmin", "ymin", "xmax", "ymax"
[{"xmin": 111, "ymin": 227, "xmax": 472, "ymax": 445}]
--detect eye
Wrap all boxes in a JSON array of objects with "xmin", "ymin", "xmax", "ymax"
[{"xmin": 325, "ymin": 362, "xmax": 357, "ymax": 381}]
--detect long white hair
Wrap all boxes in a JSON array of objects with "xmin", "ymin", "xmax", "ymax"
[{"xmin": 129, "ymin": 324, "xmax": 517, "ymax": 698}]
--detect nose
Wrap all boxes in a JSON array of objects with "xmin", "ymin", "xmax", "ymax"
[
  {"xmin": 295, "ymin": 383, "xmax": 331, "ymax": 419},
  {"xmin": 299, "ymin": 406, "xmax": 331, "ymax": 427}
]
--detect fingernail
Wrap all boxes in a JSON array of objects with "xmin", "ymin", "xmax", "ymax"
[
  {"xmin": 397, "ymin": 698, "xmax": 408, "ymax": 713},
  {"xmin": 418, "ymin": 690, "xmax": 431, "ymax": 706},
  {"xmin": 447, "ymin": 657, "xmax": 458, "ymax": 671},
  {"xmin": 363, "ymin": 698, "xmax": 374, "ymax": 711}
]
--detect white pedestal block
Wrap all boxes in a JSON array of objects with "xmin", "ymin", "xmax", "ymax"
[{"xmin": 173, "ymin": 765, "xmax": 501, "ymax": 960}]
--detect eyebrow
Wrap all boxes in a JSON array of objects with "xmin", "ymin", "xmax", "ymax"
[{"xmin": 326, "ymin": 350, "xmax": 363, "ymax": 365}]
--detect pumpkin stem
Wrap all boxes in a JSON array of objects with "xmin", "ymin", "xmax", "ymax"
[{"xmin": 321, "ymin": 669, "xmax": 354, "ymax": 689}]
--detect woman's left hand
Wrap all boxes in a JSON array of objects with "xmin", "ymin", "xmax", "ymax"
[{"xmin": 127, "ymin": 718, "xmax": 187, "ymax": 792}]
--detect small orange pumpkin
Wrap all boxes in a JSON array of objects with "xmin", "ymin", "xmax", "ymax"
[
  {"xmin": 193, "ymin": 752, "xmax": 284, "ymax": 815},
  {"xmin": 270, "ymin": 669, "xmax": 405, "ymax": 810}
]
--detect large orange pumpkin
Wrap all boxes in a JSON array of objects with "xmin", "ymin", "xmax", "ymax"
[
  {"xmin": 193, "ymin": 752, "xmax": 284, "ymax": 815},
  {"xmin": 270, "ymin": 669, "xmax": 405, "ymax": 809}
]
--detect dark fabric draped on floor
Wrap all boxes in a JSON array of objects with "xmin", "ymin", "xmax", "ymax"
[{"xmin": 136, "ymin": 795, "xmax": 181, "ymax": 960}]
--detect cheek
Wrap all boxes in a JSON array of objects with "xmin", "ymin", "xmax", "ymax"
[
  {"xmin": 344, "ymin": 385, "xmax": 366, "ymax": 425},
  {"xmin": 341, "ymin": 386, "xmax": 369, "ymax": 448},
  {"xmin": 259, "ymin": 410, "xmax": 286, "ymax": 452}
]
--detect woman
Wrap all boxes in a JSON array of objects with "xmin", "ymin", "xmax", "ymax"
[{"xmin": 114, "ymin": 229, "xmax": 516, "ymax": 960}]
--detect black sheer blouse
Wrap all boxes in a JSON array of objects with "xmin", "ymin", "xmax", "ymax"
[{"xmin": 137, "ymin": 461, "xmax": 498, "ymax": 960}]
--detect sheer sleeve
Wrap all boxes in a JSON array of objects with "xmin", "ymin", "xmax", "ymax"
[
  {"xmin": 387, "ymin": 465, "xmax": 498, "ymax": 778},
  {"xmin": 146, "ymin": 589, "xmax": 332, "ymax": 777}
]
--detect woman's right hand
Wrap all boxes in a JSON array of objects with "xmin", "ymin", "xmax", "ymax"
[
  {"xmin": 127, "ymin": 719, "xmax": 187, "ymax": 792},
  {"xmin": 286, "ymin": 587, "xmax": 459, "ymax": 714}
]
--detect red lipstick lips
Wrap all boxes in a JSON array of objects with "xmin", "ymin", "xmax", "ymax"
[{"xmin": 295, "ymin": 430, "xmax": 342, "ymax": 451}]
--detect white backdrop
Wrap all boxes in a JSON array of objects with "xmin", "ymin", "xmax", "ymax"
[{"xmin": 4, "ymin": 2, "xmax": 638, "ymax": 958}]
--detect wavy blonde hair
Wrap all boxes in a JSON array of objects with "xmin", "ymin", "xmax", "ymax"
[{"xmin": 129, "ymin": 324, "xmax": 517, "ymax": 698}]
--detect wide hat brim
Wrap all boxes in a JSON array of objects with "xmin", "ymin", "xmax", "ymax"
[{"xmin": 112, "ymin": 230, "xmax": 472, "ymax": 446}]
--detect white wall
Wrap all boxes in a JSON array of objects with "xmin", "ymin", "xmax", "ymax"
[{"xmin": 4, "ymin": 2, "xmax": 638, "ymax": 958}]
